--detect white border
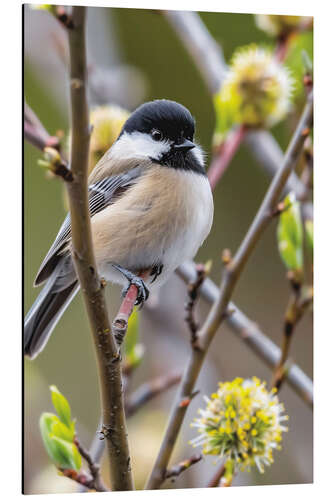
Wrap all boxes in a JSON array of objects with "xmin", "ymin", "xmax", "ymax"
[{"xmin": 2, "ymin": 0, "xmax": 331, "ymax": 498}]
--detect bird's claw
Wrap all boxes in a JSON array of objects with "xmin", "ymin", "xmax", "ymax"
[{"xmin": 121, "ymin": 276, "xmax": 150, "ymax": 306}]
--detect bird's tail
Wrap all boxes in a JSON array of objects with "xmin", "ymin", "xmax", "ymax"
[{"xmin": 24, "ymin": 270, "xmax": 79, "ymax": 359}]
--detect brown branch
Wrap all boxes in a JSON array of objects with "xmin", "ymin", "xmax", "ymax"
[
  {"xmin": 208, "ymin": 125, "xmax": 247, "ymax": 190},
  {"xmin": 112, "ymin": 284, "xmax": 139, "ymax": 352},
  {"xmin": 74, "ymin": 437, "xmax": 108, "ymax": 492},
  {"xmin": 206, "ymin": 463, "xmax": 226, "ymax": 488},
  {"xmin": 163, "ymin": 454, "xmax": 202, "ymax": 480},
  {"xmin": 24, "ymin": 101, "xmax": 61, "ymax": 153},
  {"xmin": 272, "ymin": 283, "xmax": 313, "ymax": 391},
  {"xmin": 64, "ymin": 7, "xmax": 133, "ymax": 490},
  {"xmin": 145, "ymin": 93, "xmax": 313, "ymax": 490},
  {"xmin": 126, "ymin": 371, "xmax": 181, "ymax": 417},
  {"xmin": 185, "ymin": 263, "xmax": 207, "ymax": 346}
]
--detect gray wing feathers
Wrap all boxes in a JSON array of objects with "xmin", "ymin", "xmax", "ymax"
[{"xmin": 34, "ymin": 166, "xmax": 142, "ymax": 286}]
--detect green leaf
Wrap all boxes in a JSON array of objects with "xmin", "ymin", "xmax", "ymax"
[
  {"xmin": 51, "ymin": 418, "xmax": 75, "ymax": 442},
  {"xmin": 39, "ymin": 413, "xmax": 81, "ymax": 471},
  {"xmin": 50, "ymin": 385, "xmax": 72, "ymax": 429},
  {"xmin": 277, "ymin": 193, "xmax": 304, "ymax": 271}
]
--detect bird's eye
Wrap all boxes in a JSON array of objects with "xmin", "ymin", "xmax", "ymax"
[{"xmin": 151, "ymin": 129, "xmax": 163, "ymax": 141}]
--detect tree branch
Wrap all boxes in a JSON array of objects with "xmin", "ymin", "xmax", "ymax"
[
  {"xmin": 163, "ymin": 454, "xmax": 202, "ymax": 480},
  {"xmin": 74, "ymin": 437, "xmax": 109, "ymax": 492},
  {"xmin": 126, "ymin": 371, "xmax": 181, "ymax": 417},
  {"xmin": 24, "ymin": 101, "xmax": 61, "ymax": 153},
  {"xmin": 65, "ymin": 7, "xmax": 133, "ymax": 490},
  {"xmin": 145, "ymin": 93, "xmax": 313, "ymax": 489},
  {"xmin": 177, "ymin": 261, "xmax": 313, "ymax": 408}
]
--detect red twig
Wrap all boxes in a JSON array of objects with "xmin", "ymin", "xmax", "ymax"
[
  {"xmin": 112, "ymin": 284, "xmax": 139, "ymax": 350},
  {"xmin": 208, "ymin": 125, "xmax": 247, "ymax": 190}
]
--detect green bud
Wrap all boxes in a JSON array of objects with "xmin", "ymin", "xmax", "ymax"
[
  {"xmin": 277, "ymin": 193, "xmax": 304, "ymax": 272},
  {"xmin": 40, "ymin": 413, "xmax": 81, "ymax": 471},
  {"xmin": 50, "ymin": 385, "xmax": 72, "ymax": 429}
]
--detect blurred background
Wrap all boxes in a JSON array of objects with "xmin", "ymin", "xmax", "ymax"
[{"xmin": 24, "ymin": 5, "xmax": 313, "ymax": 493}]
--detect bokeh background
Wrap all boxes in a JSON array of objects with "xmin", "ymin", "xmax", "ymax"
[{"xmin": 24, "ymin": 5, "xmax": 313, "ymax": 494}]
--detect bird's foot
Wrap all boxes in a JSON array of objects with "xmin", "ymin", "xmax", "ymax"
[{"xmin": 112, "ymin": 264, "xmax": 150, "ymax": 306}]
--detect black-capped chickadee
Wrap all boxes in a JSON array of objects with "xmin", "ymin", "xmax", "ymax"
[{"xmin": 24, "ymin": 99, "xmax": 214, "ymax": 359}]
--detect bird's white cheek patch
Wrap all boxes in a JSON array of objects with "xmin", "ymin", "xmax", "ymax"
[{"xmin": 113, "ymin": 131, "xmax": 171, "ymax": 161}]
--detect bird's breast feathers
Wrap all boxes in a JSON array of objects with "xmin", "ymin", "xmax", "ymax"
[{"xmin": 91, "ymin": 165, "xmax": 213, "ymax": 285}]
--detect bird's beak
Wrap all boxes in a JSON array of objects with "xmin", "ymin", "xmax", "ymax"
[{"xmin": 173, "ymin": 139, "xmax": 195, "ymax": 152}]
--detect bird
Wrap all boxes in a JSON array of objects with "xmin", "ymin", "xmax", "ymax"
[{"xmin": 24, "ymin": 99, "xmax": 214, "ymax": 359}]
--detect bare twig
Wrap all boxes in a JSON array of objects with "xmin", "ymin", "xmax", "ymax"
[
  {"xmin": 177, "ymin": 261, "xmax": 313, "ymax": 408},
  {"xmin": 65, "ymin": 7, "xmax": 133, "ymax": 490},
  {"xmin": 185, "ymin": 263, "xmax": 207, "ymax": 346},
  {"xmin": 126, "ymin": 371, "xmax": 181, "ymax": 417},
  {"xmin": 163, "ymin": 454, "xmax": 202, "ymax": 480},
  {"xmin": 24, "ymin": 101, "xmax": 61, "ymax": 153},
  {"xmin": 206, "ymin": 463, "xmax": 226, "ymax": 487},
  {"xmin": 272, "ymin": 284, "xmax": 313, "ymax": 390},
  {"xmin": 74, "ymin": 437, "xmax": 109, "ymax": 492},
  {"xmin": 146, "ymin": 93, "xmax": 313, "ymax": 489},
  {"xmin": 208, "ymin": 125, "xmax": 247, "ymax": 190}
]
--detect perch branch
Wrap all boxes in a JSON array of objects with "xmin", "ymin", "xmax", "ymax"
[
  {"xmin": 145, "ymin": 93, "xmax": 313, "ymax": 489},
  {"xmin": 65, "ymin": 7, "xmax": 133, "ymax": 490}
]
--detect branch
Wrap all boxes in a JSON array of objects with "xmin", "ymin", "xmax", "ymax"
[
  {"xmin": 208, "ymin": 125, "xmax": 247, "ymax": 190},
  {"xmin": 112, "ymin": 284, "xmax": 139, "ymax": 351},
  {"xmin": 126, "ymin": 371, "xmax": 182, "ymax": 417},
  {"xmin": 163, "ymin": 454, "xmax": 202, "ymax": 480},
  {"xmin": 184, "ymin": 263, "xmax": 208, "ymax": 346},
  {"xmin": 145, "ymin": 93, "xmax": 313, "ymax": 489},
  {"xmin": 65, "ymin": 7, "xmax": 133, "ymax": 490},
  {"xmin": 206, "ymin": 462, "xmax": 225, "ymax": 487},
  {"xmin": 24, "ymin": 101, "xmax": 61, "ymax": 153},
  {"xmin": 272, "ymin": 283, "xmax": 313, "ymax": 391},
  {"xmin": 74, "ymin": 437, "xmax": 108, "ymax": 492},
  {"xmin": 177, "ymin": 261, "xmax": 313, "ymax": 408},
  {"xmin": 163, "ymin": 10, "xmax": 227, "ymax": 94}
]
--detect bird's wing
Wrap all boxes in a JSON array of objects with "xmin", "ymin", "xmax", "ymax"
[{"xmin": 34, "ymin": 166, "xmax": 142, "ymax": 286}]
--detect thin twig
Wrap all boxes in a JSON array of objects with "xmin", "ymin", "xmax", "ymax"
[
  {"xmin": 126, "ymin": 371, "xmax": 181, "ymax": 417},
  {"xmin": 163, "ymin": 454, "xmax": 202, "ymax": 480},
  {"xmin": 206, "ymin": 463, "xmax": 226, "ymax": 487},
  {"xmin": 60, "ymin": 468, "xmax": 106, "ymax": 491},
  {"xmin": 24, "ymin": 101, "xmax": 61, "ymax": 153},
  {"xmin": 177, "ymin": 261, "xmax": 313, "ymax": 408},
  {"xmin": 185, "ymin": 263, "xmax": 207, "ymax": 346},
  {"xmin": 208, "ymin": 125, "xmax": 247, "ymax": 189},
  {"xmin": 65, "ymin": 7, "xmax": 133, "ymax": 490},
  {"xmin": 272, "ymin": 284, "xmax": 313, "ymax": 390},
  {"xmin": 74, "ymin": 437, "xmax": 109, "ymax": 492},
  {"xmin": 145, "ymin": 93, "xmax": 313, "ymax": 490}
]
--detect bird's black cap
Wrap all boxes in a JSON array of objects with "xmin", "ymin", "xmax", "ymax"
[{"xmin": 121, "ymin": 99, "xmax": 195, "ymax": 142}]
